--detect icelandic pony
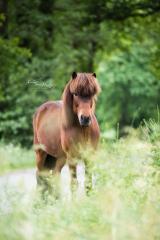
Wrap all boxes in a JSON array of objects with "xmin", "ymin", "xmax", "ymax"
[{"xmin": 33, "ymin": 72, "xmax": 101, "ymax": 198}]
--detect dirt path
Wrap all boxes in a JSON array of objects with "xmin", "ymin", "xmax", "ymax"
[
  {"xmin": 0, "ymin": 168, "xmax": 37, "ymax": 191},
  {"xmin": 0, "ymin": 169, "xmax": 37, "ymax": 214}
]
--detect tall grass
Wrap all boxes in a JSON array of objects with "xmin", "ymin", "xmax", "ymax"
[
  {"xmin": 0, "ymin": 144, "xmax": 34, "ymax": 174},
  {"xmin": 0, "ymin": 127, "xmax": 160, "ymax": 240}
]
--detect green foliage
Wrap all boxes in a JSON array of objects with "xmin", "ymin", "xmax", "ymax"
[
  {"xmin": 0, "ymin": 56, "xmax": 56, "ymax": 146},
  {"xmin": 96, "ymin": 15, "xmax": 160, "ymax": 128},
  {"xmin": 97, "ymin": 44, "xmax": 159, "ymax": 127},
  {"xmin": 0, "ymin": 143, "xmax": 34, "ymax": 174},
  {"xmin": 0, "ymin": 1, "xmax": 160, "ymax": 146},
  {"xmin": 8, "ymin": 0, "xmax": 54, "ymax": 56}
]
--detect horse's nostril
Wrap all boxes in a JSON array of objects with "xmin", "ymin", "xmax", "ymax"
[
  {"xmin": 81, "ymin": 115, "xmax": 85, "ymax": 121},
  {"xmin": 85, "ymin": 116, "xmax": 90, "ymax": 122},
  {"xmin": 80, "ymin": 115, "xmax": 90, "ymax": 125}
]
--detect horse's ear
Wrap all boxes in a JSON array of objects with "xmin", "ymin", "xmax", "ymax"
[
  {"xmin": 72, "ymin": 71, "xmax": 77, "ymax": 79},
  {"xmin": 92, "ymin": 73, "xmax": 96, "ymax": 78}
]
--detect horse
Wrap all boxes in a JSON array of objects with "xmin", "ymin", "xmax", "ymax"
[{"xmin": 33, "ymin": 72, "xmax": 101, "ymax": 199}]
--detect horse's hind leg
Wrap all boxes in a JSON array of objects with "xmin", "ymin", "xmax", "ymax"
[
  {"xmin": 35, "ymin": 150, "xmax": 53, "ymax": 192},
  {"xmin": 35, "ymin": 149, "xmax": 47, "ymax": 187},
  {"xmin": 36, "ymin": 151, "xmax": 64, "ymax": 200},
  {"xmin": 35, "ymin": 149, "xmax": 47, "ymax": 171}
]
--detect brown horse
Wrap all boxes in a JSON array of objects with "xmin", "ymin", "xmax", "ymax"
[{"xmin": 33, "ymin": 72, "xmax": 101, "ymax": 197}]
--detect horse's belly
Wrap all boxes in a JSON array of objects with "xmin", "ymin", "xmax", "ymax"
[
  {"xmin": 36, "ymin": 102, "xmax": 64, "ymax": 158},
  {"xmin": 41, "ymin": 132, "xmax": 63, "ymax": 157}
]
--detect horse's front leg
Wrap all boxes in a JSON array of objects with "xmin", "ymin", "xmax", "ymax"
[
  {"xmin": 76, "ymin": 161, "xmax": 86, "ymax": 198},
  {"xmin": 60, "ymin": 164, "xmax": 72, "ymax": 201},
  {"xmin": 67, "ymin": 160, "xmax": 86, "ymax": 199}
]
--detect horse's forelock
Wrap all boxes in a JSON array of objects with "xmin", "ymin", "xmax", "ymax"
[{"xmin": 69, "ymin": 73, "xmax": 100, "ymax": 97}]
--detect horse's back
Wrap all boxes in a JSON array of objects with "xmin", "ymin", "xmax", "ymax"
[
  {"xmin": 33, "ymin": 100, "xmax": 64, "ymax": 157},
  {"xmin": 34, "ymin": 100, "xmax": 62, "ymax": 116}
]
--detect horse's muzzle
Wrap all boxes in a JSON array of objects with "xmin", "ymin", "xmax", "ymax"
[{"xmin": 79, "ymin": 115, "xmax": 91, "ymax": 127}]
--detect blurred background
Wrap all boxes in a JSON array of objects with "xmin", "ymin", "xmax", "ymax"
[{"xmin": 0, "ymin": 0, "xmax": 160, "ymax": 147}]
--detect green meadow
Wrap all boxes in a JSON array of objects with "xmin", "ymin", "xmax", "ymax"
[{"xmin": 0, "ymin": 123, "xmax": 160, "ymax": 240}]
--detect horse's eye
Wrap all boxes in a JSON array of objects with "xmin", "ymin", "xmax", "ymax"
[{"xmin": 74, "ymin": 93, "xmax": 78, "ymax": 97}]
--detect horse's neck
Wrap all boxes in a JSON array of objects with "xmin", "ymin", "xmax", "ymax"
[
  {"xmin": 62, "ymin": 104, "xmax": 76, "ymax": 127},
  {"xmin": 61, "ymin": 84, "xmax": 77, "ymax": 128}
]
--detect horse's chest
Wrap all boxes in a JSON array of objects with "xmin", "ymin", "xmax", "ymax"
[
  {"xmin": 61, "ymin": 127, "xmax": 91, "ymax": 154},
  {"xmin": 71, "ymin": 127, "xmax": 90, "ymax": 142}
]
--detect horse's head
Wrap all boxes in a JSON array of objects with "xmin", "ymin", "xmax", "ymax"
[{"xmin": 69, "ymin": 72, "xmax": 101, "ymax": 127}]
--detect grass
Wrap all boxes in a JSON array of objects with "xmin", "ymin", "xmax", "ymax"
[
  {"xmin": 0, "ymin": 143, "xmax": 34, "ymax": 174},
  {"xmin": 0, "ymin": 127, "xmax": 160, "ymax": 240}
]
